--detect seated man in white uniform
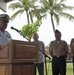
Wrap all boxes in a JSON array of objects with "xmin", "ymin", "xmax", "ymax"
[{"xmin": 0, "ymin": 14, "xmax": 12, "ymax": 46}]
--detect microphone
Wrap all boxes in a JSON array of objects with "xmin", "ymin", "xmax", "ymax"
[
  {"xmin": 11, "ymin": 26, "xmax": 30, "ymax": 41},
  {"xmin": 11, "ymin": 26, "xmax": 20, "ymax": 33}
]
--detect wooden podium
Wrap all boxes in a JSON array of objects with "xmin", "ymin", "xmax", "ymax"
[{"xmin": 0, "ymin": 40, "xmax": 38, "ymax": 75}]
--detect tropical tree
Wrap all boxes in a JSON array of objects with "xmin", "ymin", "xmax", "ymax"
[
  {"xmin": 40, "ymin": 0, "xmax": 74, "ymax": 33},
  {"xmin": 8, "ymin": 0, "xmax": 38, "ymax": 24},
  {"xmin": 8, "ymin": 0, "xmax": 42, "ymax": 41},
  {"xmin": 20, "ymin": 20, "xmax": 41, "ymax": 42}
]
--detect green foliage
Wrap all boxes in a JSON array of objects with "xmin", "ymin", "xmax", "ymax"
[
  {"xmin": 40, "ymin": 0, "xmax": 74, "ymax": 33},
  {"xmin": 20, "ymin": 20, "xmax": 42, "ymax": 41},
  {"xmin": 8, "ymin": 0, "xmax": 74, "ymax": 36}
]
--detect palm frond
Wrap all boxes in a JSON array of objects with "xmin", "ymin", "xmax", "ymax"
[
  {"xmin": 30, "ymin": 7, "xmax": 47, "ymax": 20},
  {"xmin": 40, "ymin": 0, "xmax": 51, "ymax": 9},
  {"xmin": 60, "ymin": 4, "xmax": 74, "ymax": 10},
  {"xmin": 8, "ymin": 2, "xmax": 24, "ymax": 10},
  {"xmin": 10, "ymin": 9, "xmax": 24, "ymax": 21},
  {"xmin": 59, "ymin": 12, "xmax": 74, "ymax": 21},
  {"xmin": 60, "ymin": 0, "xmax": 67, "ymax": 3},
  {"xmin": 54, "ymin": 13, "xmax": 60, "ymax": 25},
  {"xmin": 48, "ymin": 0, "xmax": 54, "ymax": 7},
  {"xmin": 53, "ymin": 3, "xmax": 62, "ymax": 12}
]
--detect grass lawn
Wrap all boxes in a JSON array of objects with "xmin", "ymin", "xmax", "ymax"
[
  {"xmin": 66, "ymin": 63, "xmax": 73, "ymax": 75},
  {"xmin": 36, "ymin": 59, "xmax": 73, "ymax": 75}
]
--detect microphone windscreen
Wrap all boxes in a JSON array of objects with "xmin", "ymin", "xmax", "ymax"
[{"xmin": 11, "ymin": 26, "xmax": 14, "ymax": 29}]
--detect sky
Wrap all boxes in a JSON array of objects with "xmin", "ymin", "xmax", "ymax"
[{"xmin": 0, "ymin": 0, "xmax": 74, "ymax": 46}]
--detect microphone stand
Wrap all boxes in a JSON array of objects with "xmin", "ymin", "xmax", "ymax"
[
  {"xmin": 39, "ymin": 49, "xmax": 51, "ymax": 75},
  {"xmin": 11, "ymin": 27, "xmax": 30, "ymax": 42},
  {"xmin": 72, "ymin": 55, "xmax": 74, "ymax": 75}
]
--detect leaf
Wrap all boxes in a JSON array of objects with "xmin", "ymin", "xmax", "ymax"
[{"xmin": 20, "ymin": 20, "xmax": 42, "ymax": 41}]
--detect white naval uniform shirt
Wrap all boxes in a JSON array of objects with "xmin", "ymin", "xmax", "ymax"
[{"xmin": 0, "ymin": 30, "xmax": 12, "ymax": 45}]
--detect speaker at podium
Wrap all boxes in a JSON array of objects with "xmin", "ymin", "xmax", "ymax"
[{"xmin": 0, "ymin": 39, "xmax": 38, "ymax": 75}]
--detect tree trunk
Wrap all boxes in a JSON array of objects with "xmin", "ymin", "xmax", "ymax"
[
  {"xmin": 51, "ymin": 14, "xmax": 55, "ymax": 34},
  {"xmin": 26, "ymin": 10, "xmax": 30, "ymax": 24}
]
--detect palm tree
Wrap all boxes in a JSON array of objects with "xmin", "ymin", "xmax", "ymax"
[
  {"xmin": 40, "ymin": 0, "xmax": 74, "ymax": 33},
  {"xmin": 8, "ymin": 0, "xmax": 38, "ymax": 24},
  {"xmin": 8, "ymin": 0, "xmax": 42, "ymax": 41}
]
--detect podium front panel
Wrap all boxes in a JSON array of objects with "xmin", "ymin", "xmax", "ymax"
[{"xmin": 0, "ymin": 40, "xmax": 38, "ymax": 63}]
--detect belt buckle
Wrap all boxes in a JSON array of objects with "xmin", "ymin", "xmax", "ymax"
[{"xmin": 57, "ymin": 56, "xmax": 60, "ymax": 58}]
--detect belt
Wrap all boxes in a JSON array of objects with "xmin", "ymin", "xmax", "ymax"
[{"xmin": 53, "ymin": 56, "xmax": 65, "ymax": 58}]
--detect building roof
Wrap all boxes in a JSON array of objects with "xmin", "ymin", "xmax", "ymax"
[
  {"xmin": 4, "ymin": 0, "xmax": 14, "ymax": 3},
  {"xmin": 0, "ymin": 0, "xmax": 14, "ymax": 12}
]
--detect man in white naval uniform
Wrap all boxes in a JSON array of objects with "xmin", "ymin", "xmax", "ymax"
[{"xmin": 0, "ymin": 14, "xmax": 12, "ymax": 46}]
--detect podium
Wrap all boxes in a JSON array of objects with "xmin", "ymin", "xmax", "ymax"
[{"xmin": 0, "ymin": 40, "xmax": 38, "ymax": 75}]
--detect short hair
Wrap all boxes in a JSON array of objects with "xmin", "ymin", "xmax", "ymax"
[{"xmin": 55, "ymin": 29, "xmax": 61, "ymax": 34}]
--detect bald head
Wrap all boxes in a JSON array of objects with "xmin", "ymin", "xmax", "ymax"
[{"xmin": 33, "ymin": 33, "xmax": 39, "ymax": 42}]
